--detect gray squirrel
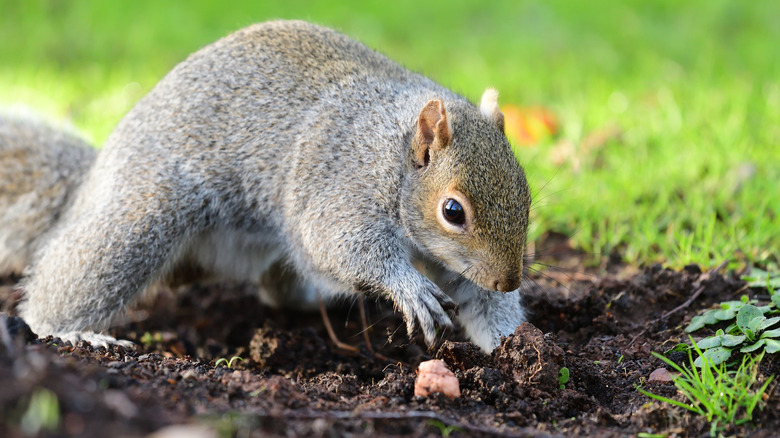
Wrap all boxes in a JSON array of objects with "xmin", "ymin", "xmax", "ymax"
[{"xmin": 7, "ymin": 20, "xmax": 531, "ymax": 352}]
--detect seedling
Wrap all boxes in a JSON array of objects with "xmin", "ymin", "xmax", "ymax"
[
  {"xmin": 139, "ymin": 331, "xmax": 164, "ymax": 347},
  {"xmin": 427, "ymin": 419, "xmax": 461, "ymax": 438},
  {"xmin": 558, "ymin": 367, "xmax": 570, "ymax": 389},
  {"xmin": 215, "ymin": 356, "xmax": 244, "ymax": 368},
  {"xmin": 639, "ymin": 342, "xmax": 771, "ymax": 436}
]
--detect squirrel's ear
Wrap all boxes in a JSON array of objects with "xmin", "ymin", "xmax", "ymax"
[
  {"xmin": 413, "ymin": 99, "xmax": 452, "ymax": 168},
  {"xmin": 479, "ymin": 88, "xmax": 505, "ymax": 132}
]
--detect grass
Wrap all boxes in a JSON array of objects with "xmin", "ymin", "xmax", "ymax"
[
  {"xmin": 1, "ymin": 0, "xmax": 777, "ymax": 269},
  {"xmin": 638, "ymin": 346, "xmax": 772, "ymax": 436}
]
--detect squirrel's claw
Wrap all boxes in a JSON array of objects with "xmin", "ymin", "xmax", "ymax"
[
  {"xmin": 52, "ymin": 331, "xmax": 135, "ymax": 350},
  {"xmin": 402, "ymin": 282, "xmax": 454, "ymax": 347}
]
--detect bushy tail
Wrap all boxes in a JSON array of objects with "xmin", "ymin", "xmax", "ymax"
[{"xmin": 0, "ymin": 113, "xmax": 96, "ymax": 275}]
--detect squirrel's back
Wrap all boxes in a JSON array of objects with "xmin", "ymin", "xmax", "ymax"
[{"xmin": 0, "ymin": 114, "xmax": 96, "ymax": 275}]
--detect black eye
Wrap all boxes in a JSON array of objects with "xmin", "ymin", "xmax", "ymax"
[{"xmin": 442, "ymin": 198, "xmax": 466, "ymax": 225}]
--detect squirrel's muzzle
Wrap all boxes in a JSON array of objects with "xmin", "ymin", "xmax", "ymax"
[{"xmin": 492, "ymin": 272, "xmax": 521, "ymax": 292}]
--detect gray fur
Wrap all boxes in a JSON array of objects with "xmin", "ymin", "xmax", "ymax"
[
  {"xmin": 0, "ymin": 114, "xmax": 96, "ymax": 275},
  {"xmin": 17, "ymin": 20, "xmax": 532, "ymax": 352}
]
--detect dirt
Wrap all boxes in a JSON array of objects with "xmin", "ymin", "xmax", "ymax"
[{"xmin": 1, "ymin": 249, "xmax": 778, "ymax": 437}]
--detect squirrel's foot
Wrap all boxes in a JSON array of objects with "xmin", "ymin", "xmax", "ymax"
[
  {"xmin": 52, "ymin": 331, "xmax": 135, "ymax": 349},
  {"xmin": 398, "ymin": 281, "xmax": 456, "ymax": 347}
]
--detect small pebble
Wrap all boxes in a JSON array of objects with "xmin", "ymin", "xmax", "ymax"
[
  {"xmin": 414, "ymin": 359, "xmax": 460, "ymax": 398},
  {"xmin": 648, "ymin": 368, "xmax": 673, "ymax": 382}
]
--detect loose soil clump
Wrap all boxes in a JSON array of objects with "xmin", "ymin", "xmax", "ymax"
[{"xmin": 1, "ymin": 258, "xmax": 778, "ymax": 437}]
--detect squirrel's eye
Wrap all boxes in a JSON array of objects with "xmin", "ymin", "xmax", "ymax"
[{"xmin": 442, "ymin": 198, "xmax": 466, "ymax": 225}]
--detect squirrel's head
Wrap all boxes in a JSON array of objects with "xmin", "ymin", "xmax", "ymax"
[{"xmin": 403, "ymin": 89, "xmax": 531, "ymax": 293}]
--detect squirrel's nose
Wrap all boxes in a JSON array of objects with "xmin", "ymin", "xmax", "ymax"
[{"xmin": 493, "ymin": 274, "xmax": 521, "ymax": 292}]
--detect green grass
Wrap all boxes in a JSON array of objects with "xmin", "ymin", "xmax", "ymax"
[
  {"xmin": 639, "ymin": 347, "xmax": 772, "ymax": 436},
  {"xmin": 1, "ymin": 0, "xmax": 777, "ymax": 269}
]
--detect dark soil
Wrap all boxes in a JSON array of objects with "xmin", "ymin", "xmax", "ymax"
[{"xmin": 1, "ymin": 252, "xmax": 778, "ymax": 437}]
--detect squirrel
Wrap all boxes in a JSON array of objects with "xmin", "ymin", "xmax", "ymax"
[
  {"xmin": 13, "ymin": 20, "xmax": 532, "ymax": 353},
  {"xmin": 0, "ymin": 114, "xmax": 96, "ymax": 276}
]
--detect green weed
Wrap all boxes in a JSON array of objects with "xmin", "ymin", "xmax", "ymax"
[
  {"xmin": 428, "ymin": 419, "xmax": 462, "ymax": 438},
  {"xmin": 558, "ymin": 366, "xmax": 570, "ymax": 389},
  {"xmin": 638, "ymin": 345, "xmax": 771, "ymax": 436},
  {"xmin": 685, "ymin": 270, "xmax": 780, "ymax": 364}
]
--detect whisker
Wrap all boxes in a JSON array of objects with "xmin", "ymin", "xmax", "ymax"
[
  {"xmin": 530, "ymin": 261, "xmax": 597, "ymax": 280},
  {"xmin": 446, "ymin": 264, "xmax": 475, "ymax": 288},
  {"xmin": 520, "ymin": 275, "xmax": 548, "ymax": 294},
  {"xmin": 529, "ymin": 167, "xmax": 561, "ymax": 208},
  {"xmin": 525, "ymin": 265, "xmax": 576, "ymax": 296}
]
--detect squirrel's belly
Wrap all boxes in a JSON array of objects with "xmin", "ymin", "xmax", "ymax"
[{"xmin": 185, "ymin": 228, "xmax": 283, "ymax": 282}]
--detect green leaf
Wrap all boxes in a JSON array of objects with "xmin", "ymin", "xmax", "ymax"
[
  {"xmin": 696, "ymin": 336, "xmax": 722, "ymax": 349},
  {"xmin": 749, "ymin": 316, "xmax": 767, "ymax": 334},
  {"xmin": 764, "ymin": 339, "xmax": 780, "ymax": 354},
  {"xmin": 740, "ymin": 340, "xmax": 766, "ymax": 353},
  {"xmin": 720, "ymin": 334, "xmax": 747, "ymax": 347},
  {"xmin": 694, "ymin": 347, "xmax": 732, "ymax": 367},
  {"xmin": 760, "ymin": 329, "xmax": 780, "ymax": 339},
  {"xmin": 723, "ymin": 300, "xmax": 747, "ymax": 310},
  {"xmin": 686, "ymin": 311, "xmax": 719, "ymax": 332},
  {"xmin": 737, "ymin": 305, "xmax": 764, "ymax": 334},
  {"xmin": 758, "ymin": 316, "xmax": 780, "ymax": 331},
  {"xmin": 558, "ymin": 367, "xmax": 570, "ymax": 385},
  {"xmin": 773, "ymin": 294, "xmax": 780, "ymax": 308},
  {"xmin": 713, "ymin": 308, "xmax": 737, "ymax": 321}
]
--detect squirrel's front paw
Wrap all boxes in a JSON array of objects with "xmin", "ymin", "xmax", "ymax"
[
  {"xmin": 52, "ymin": 331, "xmax": 135, "ymax": 349},
  {"xmin": 395, "ymin": 281, "xmax": 455, "ymax": 347}
]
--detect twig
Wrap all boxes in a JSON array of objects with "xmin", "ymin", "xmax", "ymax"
[{"xmin": 659, "ymin": 285, "xmax": 705, "ymax": 321}]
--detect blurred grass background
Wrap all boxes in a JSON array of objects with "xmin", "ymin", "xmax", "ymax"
[{"xmin": 1, "ymin": 0, "xmax": 777, "ymax": 270}]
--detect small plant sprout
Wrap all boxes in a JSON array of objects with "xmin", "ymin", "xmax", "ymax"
[
  {"xmin": 558, "ymin": 367, "xmax": 570, "ymax": 390},
  {"xmin": 639, "ymin": 341, "xmax": 772, "ymax": 436},
  {"xmin": 139, "ymin": 331, "xmax": 163, "ymax": 346},
  {"xmin": 427, "ymin": 419, "xmax": 462, "ymax": 438},
  {"xmin": 215, "ymin": 356, "xmax": 244, "ymax": 368}
]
